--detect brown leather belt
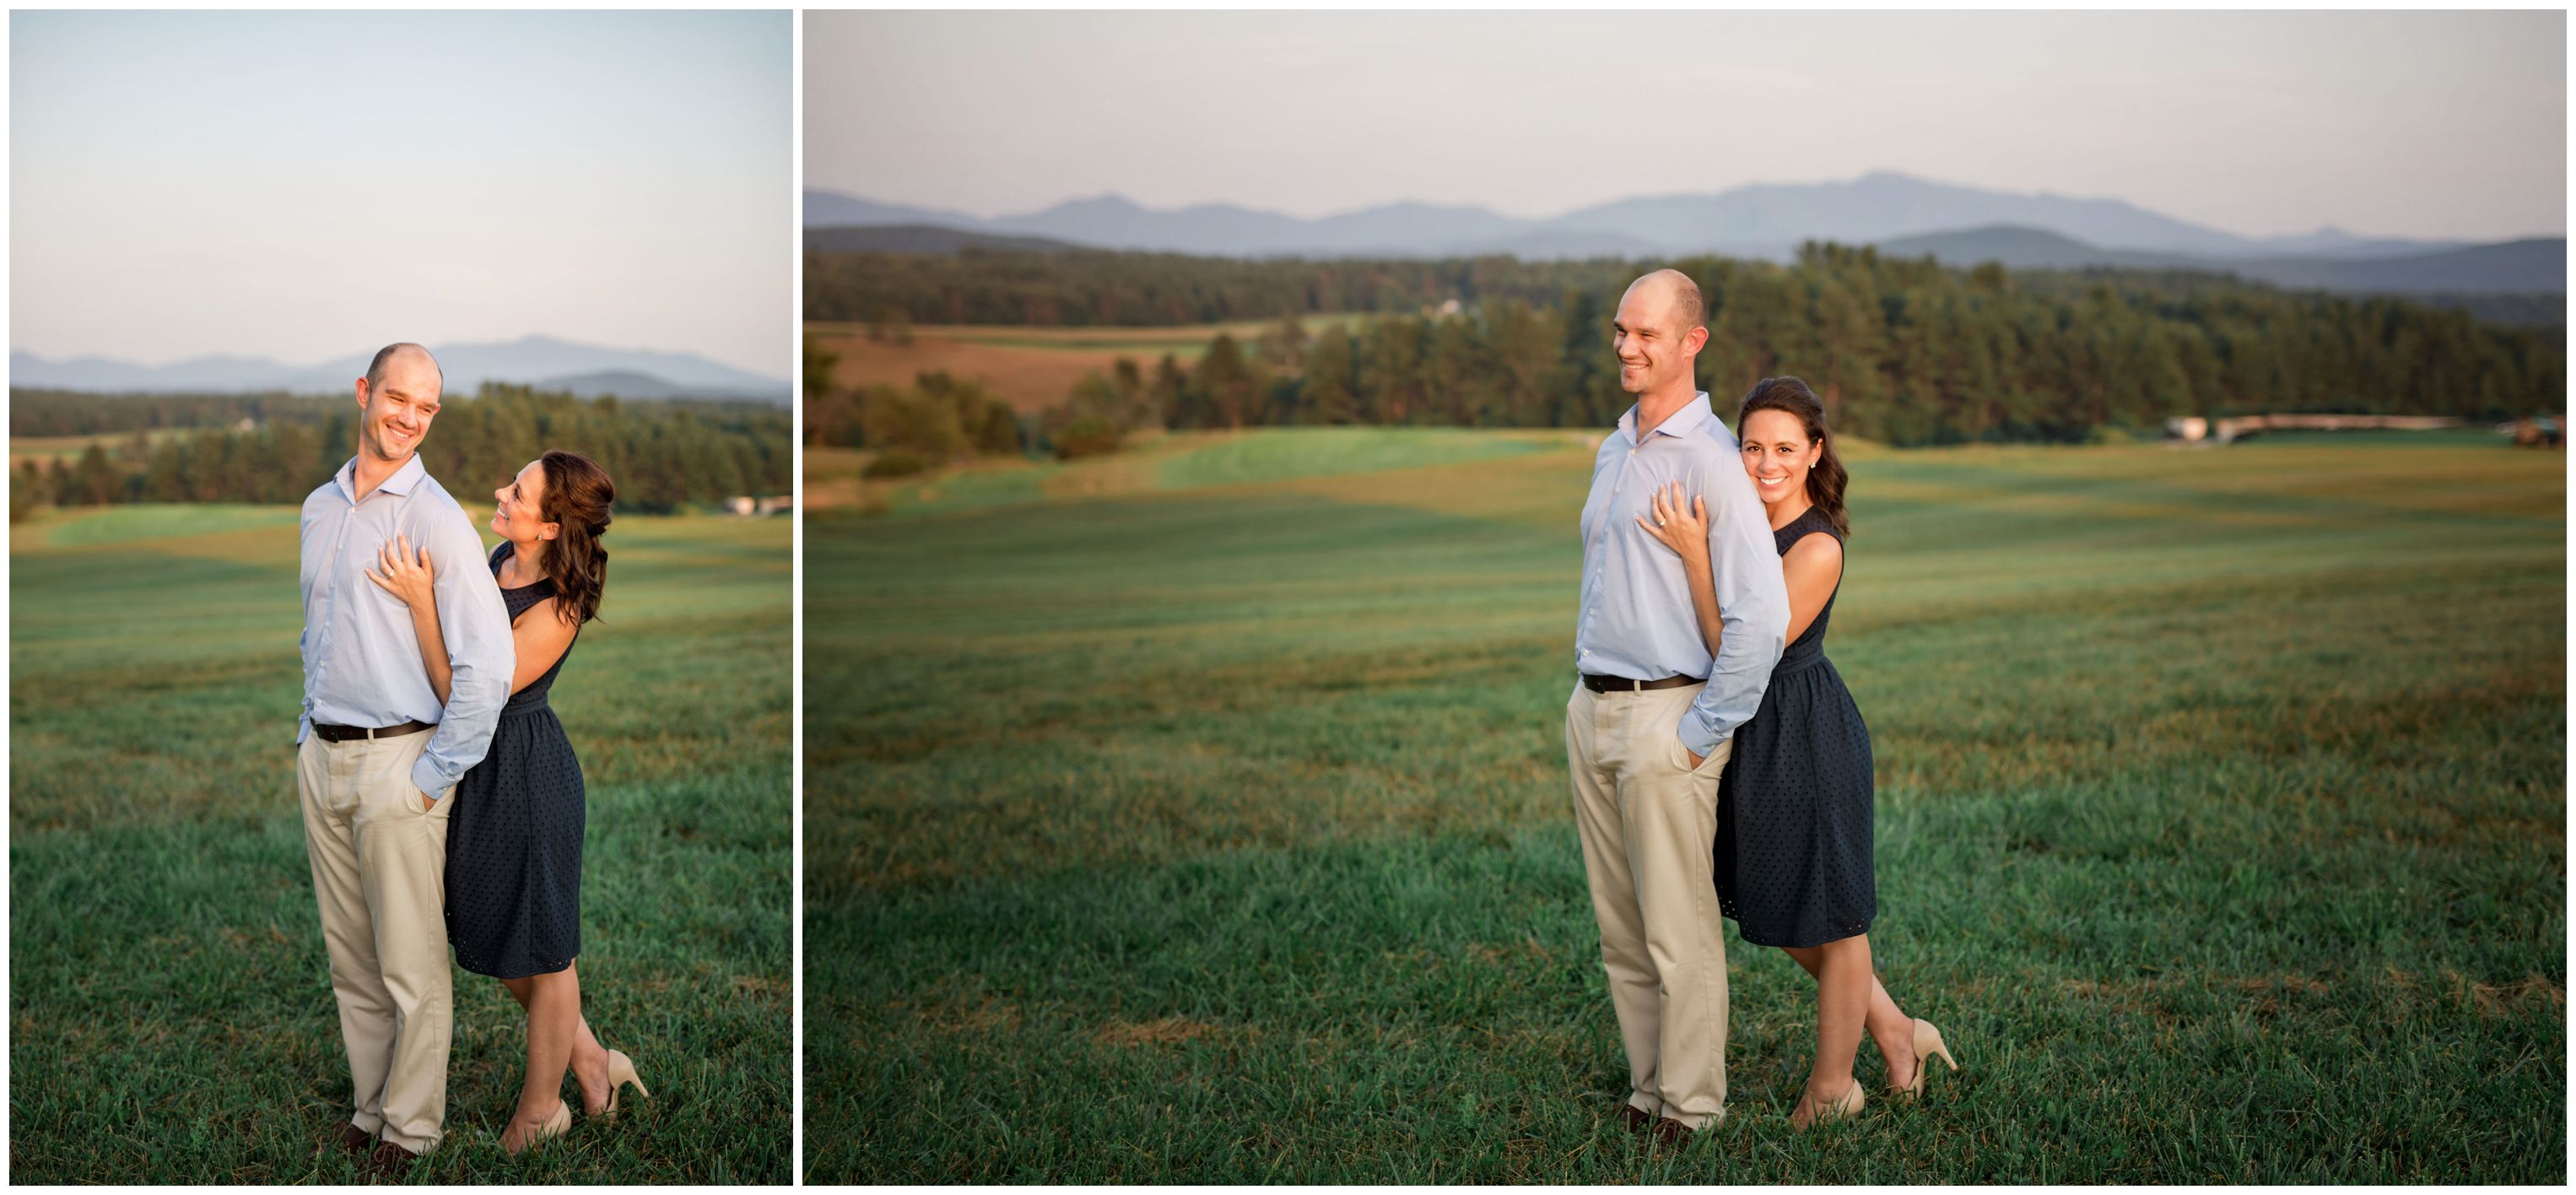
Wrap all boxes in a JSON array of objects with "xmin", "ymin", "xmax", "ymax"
[
  {"xmin": 1580, "ymin": 673, "xmax": 1701, "ymax": 694},
  {"xmin": 312, "ymin": 719, "xmax": 435, "ymax": 743}
]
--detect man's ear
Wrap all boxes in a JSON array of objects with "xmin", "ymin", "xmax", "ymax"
[
  {"xmin": 354, "ymin": 376, "xmax": 371, "ymax": 410},
  {"xmin": 1682, "ymin": 325, "xmax": 1709, "ymax": 357}
]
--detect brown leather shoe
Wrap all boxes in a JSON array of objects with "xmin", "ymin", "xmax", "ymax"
[
  {"xmin": 1615, "ymin": 1103, "xmax": 1654, "ymax": 1133},
  {"xmin": 364, "ymin": 1140, "xmax": 417, "ymax": 1181},
  {"xmin": 313, "ymin": 1122, "xmax": 372, "ymax": 1160},
  {"xmin": 1651, "ymin": 1116, "xmax": 1697, "ymax": 1147}
]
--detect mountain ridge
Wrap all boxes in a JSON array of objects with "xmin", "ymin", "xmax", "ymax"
[
  {"xmin": 10, "ymin": 335, "xmax": 790, "ymax": 403},
  {"xmin": 806, "ymin": 170, "xmax": 2523, "ymax": 261}
]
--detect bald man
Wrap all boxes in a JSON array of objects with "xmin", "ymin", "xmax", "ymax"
[
  {"xmin": 1566, "ymin": 272, "xmax": 1790, "ymax": 1141},
  {"xmin": 295, "ymin": 343, "xmax": 512, "ymax": 1175}
]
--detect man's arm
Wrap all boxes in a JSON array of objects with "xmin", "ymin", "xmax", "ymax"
[
  {"xmin": 409, "ymin": 514, "xmax": 513, "ymax": 798},
  {"xmin": 1678, "ymin": 468, "xmax": 1790, "ymax": 758}
]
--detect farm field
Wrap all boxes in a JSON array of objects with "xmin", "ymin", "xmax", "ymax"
[
  {"xmin": 10, "ymin": 503, "xmax": 792, "ymax": 1183},
  {"xmin": 11, "ymin": 427, "xmax": 204, "ymax": 468},
  {"xmin": 804, "ymin": 427, "xmax": 2564, "ymax": 1182},
  {"xmin": 807, "ymin": 314, "xmax": 1374, "ymax": 412}
]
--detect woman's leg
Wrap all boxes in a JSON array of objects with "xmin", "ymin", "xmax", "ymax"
[
  {"xmin": 1779, "ymin": 940, "xmax": 1920, "ymax": 1090},
  {"xmin": 498, "ymin": 963, "xmax": 613, "ymax": 1123}
]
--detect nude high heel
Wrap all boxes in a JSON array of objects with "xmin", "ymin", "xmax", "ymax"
[
  {"xmin": 1892, "ymin": 1019, "xmax": 1958, "ymax": 1101},
  {"xmin": 599, "ymin": 1048, "xmax": 651, "ymax": 1121},
  {"xmin": 501, "ymin": 1099, "xmax": 571, "ymax": 1155},
  {"xmin": 1792, "ymin": 1078, "xmax": 1865, "ymax": 1130}
]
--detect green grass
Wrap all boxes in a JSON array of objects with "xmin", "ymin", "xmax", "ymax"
[
  {"xmin": 804, "ymin": 427, "xmax": 2564, "ymax": 1182},
  {"xmin": 27, "ymin": 502, "xmax": 303, "ymax": 548},
  {"xmin": 1151, "ymin": 426, "xmax": 1569, "ymax": 490},
  {"xmin": 11, "ymin": 506, "xmax": 791, "ymax": 1183},
  {"xmin": 848, "ymin": 426, "xmax": 1590, "ymax": 519}
]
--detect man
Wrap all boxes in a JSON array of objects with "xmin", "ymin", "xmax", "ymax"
[
  {"xmin": 297, "ymin": 342, "xmax": 513, "ymax": 1176},
  {"xmin": 1567, "ymin": 271, "xmax": 1790, "ymax": 1144}
]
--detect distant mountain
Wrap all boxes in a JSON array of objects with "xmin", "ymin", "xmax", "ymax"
[
  {"xmin": 2255, "ymin": 225, "xmax": 2468, "ymax": 260},
  {"xmin": 529, "ymin": 370, "xmax": 789, "ymax": 402},
  {"xmin": 990, "ymin": 195, "xmax": 1339, "ymax": 256},
  {"xmin": 804, "ymin": 224, "xmax": 1090, "ymax": 254},
  {"xmin": 803, "ymin": 192, "xmax": 975, "ymax": 229},
  {"xmin": 10, "ymin": 335, "xmax": 789, "ymax": 403},
  {"xmin": 1876, "ymin": 225, "xmax": 2566, "ymax": 295},
  {"xmin": 807, "ymin": 172, "xmax": 2553, "ymax": 273}
]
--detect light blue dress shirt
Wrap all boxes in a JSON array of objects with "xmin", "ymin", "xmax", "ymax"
[
  {"xmin": 297, "ymin": 453, "xmax": 515, "ymax": 798},
  {"xmin": 1576, "ymin": 392, "xmax": 1792, "ymax": 757}
]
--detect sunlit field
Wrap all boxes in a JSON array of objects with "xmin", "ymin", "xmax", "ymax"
[
  {"xmin": 11, "ymin": 505, "xmax": 791, "ymax": 1183},
  {"xmin": 806, "ymin": 427, "xmax": 2562, "ymax": 1182}
]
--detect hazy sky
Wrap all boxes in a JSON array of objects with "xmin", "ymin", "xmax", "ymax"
[
  {"xmin": 14, "ymin": 10, "xmax": 789, "ymax": 376},
  {"xmin": 810, "ymin": 10, "xmax": 2564, "ymax": 241}
]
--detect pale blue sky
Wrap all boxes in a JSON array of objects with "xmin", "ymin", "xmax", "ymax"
[
  {"xmin": 809, "ymin": 10, "xmax": 2564, "ymax": 241},
  {"xmin": 14, "ymin": 10, "xmax": 789, "ymax": 375}
]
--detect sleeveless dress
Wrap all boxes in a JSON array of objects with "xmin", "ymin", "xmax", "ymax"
[
  {"xmin": 445, "ymin": 542, "xmax": 586, "ymax": 979},
  {"xmin": 1715, "ymin": 506, "xmax": 1876, "ymax": 949}
]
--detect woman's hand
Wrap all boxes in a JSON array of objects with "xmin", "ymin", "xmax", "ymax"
[
  {"xmin": 1634, "ymin": 481, "xmax": 1712, "ymax": 570},
  {"xmin": 365, "ymin": 534, "xmax": 437, "ymax": 611}
]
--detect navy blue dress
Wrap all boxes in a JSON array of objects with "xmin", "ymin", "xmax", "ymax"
[
  {"xmin": 1715, "ymin": 507, "xmax": 1876, "ymax": 949},
  {"xmin": 445, "ymin": 542, "xmax": 585, "ymax": 979}
]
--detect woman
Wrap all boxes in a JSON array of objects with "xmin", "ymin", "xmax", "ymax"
[
  {"xmin": 1638, "ymin": 377, "xmax": 1958, "ymax": 1129},
  {"xmin": 366, "ymin": 449, "xmax": 648, "ymax": 1154}
]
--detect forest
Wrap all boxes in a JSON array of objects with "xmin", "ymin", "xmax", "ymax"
[
  {"xmin": 12, "ymin": 385, "xmax": 793, "ymax": 518},
  {"xmin": 807, "ymin": 242, "xmax": 2563, "ymax": 454}
]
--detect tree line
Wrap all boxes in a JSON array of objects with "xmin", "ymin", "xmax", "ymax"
[
  {"xmin": 12, "ymin": 384, "xmax": 792, "ymax": 519},
  {"xmin": 807, "ymin": 247, "xmax": 1642, "ymax": 328},
  {"xmin": 807, "ymin": 242, "xmax": 2563, "ymax": 457}
]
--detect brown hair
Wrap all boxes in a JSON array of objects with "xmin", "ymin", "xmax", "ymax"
[
  {"xmin": 1736, "ymin": 377, "xmax": 1850, "ymax": 538},
  {"xmin": 537, "ymin": 450, "xmax": 614, "ymax": 625}
]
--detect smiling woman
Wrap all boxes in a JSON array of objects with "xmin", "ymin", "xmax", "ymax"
[{"xmin": 8, "ymin": 8, "xmax": 791, "ymax": 1185}]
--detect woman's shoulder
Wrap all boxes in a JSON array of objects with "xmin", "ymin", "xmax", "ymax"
[{"xmin": 1784, "ymin": 524, "xmax": 1844, "ymax": 562}]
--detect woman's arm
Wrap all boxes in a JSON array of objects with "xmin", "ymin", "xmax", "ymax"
[
  {"xmin": 1778, "ymin": 533, "xmax": 1843, "ymax": 644},
  {"xmin": 367, "ymin": 536, "xmax": 453, "ymax": 702},
  {"xmin": 507, "ymin": 598, "xmax": 579, "ymax": 691},
  {"xmin": 1636, "ymin": 482, "xmax": 1724, "ymax": 659}
]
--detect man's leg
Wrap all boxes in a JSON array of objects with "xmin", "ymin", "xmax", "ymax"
[
  {"xmin": 1567, "ymin": 686, "xmax": 1663, "ymax": 1120},
  {"xmin": 352, "ymin": 734, "xmax": 454, "ymax": 1154},
  {"xmin": 1621, "ymin": 690, "xmax": 1732, "ymax": 1129},
  {"xmin": 299, "ymin": 735, "xmax": 397, "ymax": 1140}
]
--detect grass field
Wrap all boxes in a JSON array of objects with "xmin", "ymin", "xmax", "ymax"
[
  {"xmin": 805, "ymin": 426, "xmax": 1590, "ymax": 514},
  {"xmin": 804, "ymin": 427, "xmax": 2564, "ymax": 1182},
  {"xmin": 807, "ymin": 315, "xmax": 1374, "ymax": 413},
  {"xmin": 11, "ymin": 502, "xmax": 791, "ymax": 1183}
]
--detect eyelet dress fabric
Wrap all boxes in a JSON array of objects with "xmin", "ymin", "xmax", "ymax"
[
  {"xmin": 443, "ymin": 541, "xmax": 585, "ymax": 979},
  {"xmin": 1714, "ymin": 506, "xmax": 1877, "ymax": 949}
]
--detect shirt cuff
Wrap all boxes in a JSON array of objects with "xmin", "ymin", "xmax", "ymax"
[
  {"xmin": 1677, "ymin": 711, "xmax": 1723, "ymax": 759},
  {"xmin": 410, "ymin": 756, "xmax": 460, "ymax": 800}
]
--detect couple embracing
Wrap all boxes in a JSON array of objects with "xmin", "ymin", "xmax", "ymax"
[
  {"xmin": 294, "ymin": 343, "xmax": 645, "ymax": 1176},
  {"xmin": 1569, "ymin": 271, "xmax": 1959, "ymax": 1144}
]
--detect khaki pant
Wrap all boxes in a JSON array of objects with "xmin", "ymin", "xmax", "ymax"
[
  {"xmin": 1565, "ymin": 681, "xmax": 1734, "ymax": 1128},
  {"xmin": 297, "ymin": 731, "xmax": 456, "ymax": 1154}
]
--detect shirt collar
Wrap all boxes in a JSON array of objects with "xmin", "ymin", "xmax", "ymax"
[
  {"xmin": 1618, "ymin": 392, "xmax": 1715, "ymax": 444},
  {"xmin": 335, "ymin": 452, "xmax": 427, "ymax": 503}
]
